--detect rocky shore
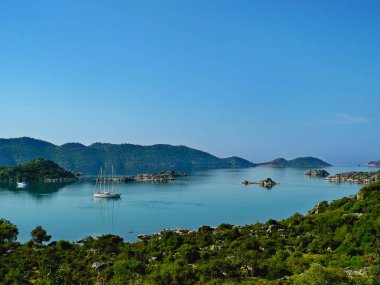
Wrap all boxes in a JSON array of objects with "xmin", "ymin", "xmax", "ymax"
[{"xmin": 325, "ymin": 170, "xmax": 380, "ymax": 184}]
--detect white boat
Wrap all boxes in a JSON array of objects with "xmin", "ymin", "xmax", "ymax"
[
  {"xmin": 93, "ymin": 191, "xmax": 121, "ymax": 199},
  {"xmin": 16, "ymin": 181, "xmax": 28, "ymax": 188},
  {"xmin": 93, "ymin": 166, "xmax": 121, "ymax": 199}
]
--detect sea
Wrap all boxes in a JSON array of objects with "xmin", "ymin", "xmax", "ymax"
[{"xmin": 0, "ymin": 166, "xmax": 376, "ymax": 243}]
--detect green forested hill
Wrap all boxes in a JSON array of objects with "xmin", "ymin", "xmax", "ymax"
[
  {"xmin": 0, "ymin": 137, "xmax": 255, "ymax": 174},
  {"xmin": 259, "ymin": 156, "xmax": 332, "ymax": 168},
  {"xmin": 0, "ymin": 182, "xmax": 379, "ymax": 284},
  {"xmin": 0, "ymin": 158, "xmax": 77, "ymax": 181}
]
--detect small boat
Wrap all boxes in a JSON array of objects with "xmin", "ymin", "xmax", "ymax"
[
  {"xmin": 16, "ymin": 181, "xmax": 28, "ymax": 188},
  {"xmin": 93, "ymin": 166, "xmax": 121, "ymax": 199}
]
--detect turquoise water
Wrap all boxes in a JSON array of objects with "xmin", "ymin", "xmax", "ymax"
[{"xmin": 0, "ymin": 166, "xmax": 375, "ymax": 243}]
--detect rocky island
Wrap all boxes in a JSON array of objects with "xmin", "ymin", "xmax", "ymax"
[
  {"xmin": 242, "ymin": 178, "xmax": 279, "ymax": 188},
  {"xmin": 325, "ymin": 170, "xmax": 380, "ymax": 184},
  {"xmin": 305, "ymin": 169, "xmax": 330, "ymax": 177},
  {"xmin": 0, "ymin": 158, "xmax": 78, "ymax": 183},
  {"xmin": 256, "ymin": 177, "xmax": 279, "ymax": 188},
  {"xmin": 131, "ymin": 171, "xmax": 187, "ymax": 183}
]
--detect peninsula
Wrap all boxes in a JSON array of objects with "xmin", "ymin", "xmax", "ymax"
[{"xmin": 0, "ymin": 158, "xmax": 78, "ymax": 182}]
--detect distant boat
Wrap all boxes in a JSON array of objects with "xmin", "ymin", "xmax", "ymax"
[
  {"xmin": 93, "ymin": 166, "xmax": 121, "ymax": 199},
  {"xmin": 16, "ymin": 181, "xmax": 28, "ymax": 188}
]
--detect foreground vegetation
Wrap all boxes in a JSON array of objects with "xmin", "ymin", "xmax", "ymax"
[{"xmin": 1, "ymin": 182, "xmax": 380, "ymax": 284}]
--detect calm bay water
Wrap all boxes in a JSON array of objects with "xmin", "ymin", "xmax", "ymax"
[{"xmin": 0, "ymin": 166, "xmax": 375, "ymax": 243}]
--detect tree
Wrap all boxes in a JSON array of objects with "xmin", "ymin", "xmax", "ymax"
[
  {"xmin": 31, "ymin": 226, "xmax": 51, "ymax": 244},
  {"xmin": 0, "ymin": 219, "xmax": 18, "ymax": 244},
  {"xmin": 178, "ymin": 244, "xmax": 200, "ymax": 263},
  {"xmin": 369, "ymin": 265, "xmax": 380, "ymax": 285},
  {"xmin": 293, "ymin": 263, "xmax": 353, "ymax": 285}
]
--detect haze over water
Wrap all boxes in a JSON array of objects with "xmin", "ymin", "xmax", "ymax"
[{"xmin": 0, "ymin": 166, "xmax": 374, "ymax": 243}]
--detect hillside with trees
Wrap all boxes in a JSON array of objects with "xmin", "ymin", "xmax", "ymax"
[
  {"xmin": 0, "ymin": 158, "xmax": 77, "ymax": 181},
  {"xmin": 0, "ymin": 181, "xmax": 379, "ymax": 284},
  {"xmin": 0, "ymin": 137, "xmax": 255, "ymax": 174},
  {"xmin": 259, "ymin": 157, "xmax": 331, "ymax": 168}
]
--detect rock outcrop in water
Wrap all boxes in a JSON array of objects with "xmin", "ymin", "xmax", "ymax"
[
  {"xmin": 257, "ymin": 178, "xmax": 279, "ymax": 188},
  {"xmin": 242, "ymin": 178, "xmax": 279, "ymax": 188},
  {"xmin": 305, "ymin": 169, "xmax": 330, "ymax": 177}
]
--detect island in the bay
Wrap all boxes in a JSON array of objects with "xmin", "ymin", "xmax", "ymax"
[
  {"xmin": 305, "ymin": 169, "xmax": 330, "ymax": 177},
  {"xmin": 258, "ymin": 157, "xmax": 331, "ymax": 168},
  {"xmin": 0, "ymin": 180, "xmax": 379, "ymax": 284},
  {"xmin": 0, "ymin": 158, "xmax": 78, "ymax": 182},
  {"xmin": 367, "ymin": 160, "xmax": 380, "ymax": 167},
  {"xmin": 242, "ymin": 177, "xmax": 279, "ymax": 188}
]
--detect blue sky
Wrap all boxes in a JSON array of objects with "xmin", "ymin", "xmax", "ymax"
[{"xmin": 0, "ymin": 1, "xmax": 379, "ymax": 165}]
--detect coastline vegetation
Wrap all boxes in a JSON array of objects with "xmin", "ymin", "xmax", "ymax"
[{"xmin": 1, "ymin": 181, "xmax": 380, "ymax": 284}]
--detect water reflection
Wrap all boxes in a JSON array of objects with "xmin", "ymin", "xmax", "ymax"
[
  {"xmin": 0, "ymin": 181, "xmax": 74, "ymax": 200},
  {"xmin": 93, "ymin": 197, "xmax": 121, "ymax": 233},
  {"xmin": 0, "ymin": 167, "xmax": 368, "ymax": 242},
  {"xmin": 242, "ymin": 184, "xmax": 276, "ymax": 190}
]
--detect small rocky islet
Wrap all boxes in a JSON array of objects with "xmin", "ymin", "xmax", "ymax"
[
  {"xmin": 304, "ymin": 169, "xmax": 330, "ymax": 177},
  {"xmin": 242, "ymin": 177, "xmax": 279, "ymax": 188}
]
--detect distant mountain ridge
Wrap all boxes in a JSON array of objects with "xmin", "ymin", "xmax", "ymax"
[
  {"xmin": 0, "ymin": 137, "xmax": 255, "ymax": 174},
  {"xmin": 258, "ymin": 156, "xmax": 331, "ymax": 168}
]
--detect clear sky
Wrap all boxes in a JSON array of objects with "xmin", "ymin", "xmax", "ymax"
[{"xmin": 0, "ymin": 1, "xmax": 379, "ymax": 165}]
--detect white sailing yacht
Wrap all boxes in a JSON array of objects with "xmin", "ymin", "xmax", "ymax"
[{"xmin": 93, "ymin": 166, "xmax": 121, "ymax": 199}]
